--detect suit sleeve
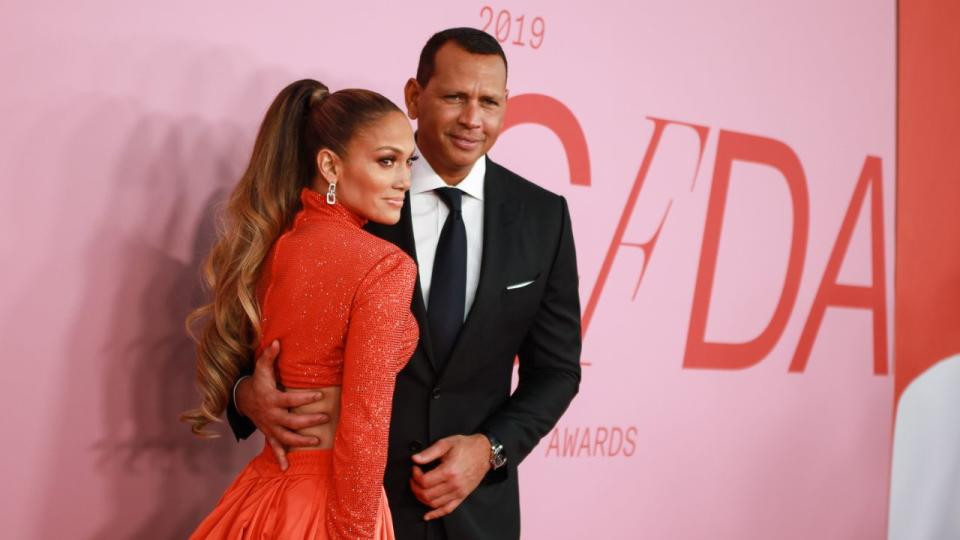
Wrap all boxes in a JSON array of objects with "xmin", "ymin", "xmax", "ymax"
[
  {"xmin": 480, "ymin": 196, "xmax": 582, "ymax": 472},
  {"xmin": 326, "ymin": 250, "xmax": 419, "ymax": 539},
  {"xmin": 226, "ymin": 375, "xmax": 256, "ymax": 441}
]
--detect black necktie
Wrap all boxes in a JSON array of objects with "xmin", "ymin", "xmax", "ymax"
[{"xmin": 428, "ymin": 187, "xmax": 467, "ymax": 368}]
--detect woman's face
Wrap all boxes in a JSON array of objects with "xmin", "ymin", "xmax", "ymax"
[{"xmin": 328, "ymin": 111, "xmax": 416, "ymax": 225}]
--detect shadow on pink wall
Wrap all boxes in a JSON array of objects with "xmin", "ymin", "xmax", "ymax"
[{"xmin": 23, "ymin": 52, "xmax": 303, "ymax": 538}]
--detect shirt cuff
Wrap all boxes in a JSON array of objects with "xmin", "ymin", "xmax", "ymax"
[{"xmin": 232, "ymin": 375, "xmax": 251, "ymax": 417}]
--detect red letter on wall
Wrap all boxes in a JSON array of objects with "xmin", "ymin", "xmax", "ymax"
[
  {"xmin": 581, "ymin": 118, "xmax": 710, "ymax": 337},
  {"xmin": 789, "ymin": 156, "xmax": 888, "ymax": 374},
  {"xmin": 502, "ymin": 93, "xmax": 591, "ymax": 186},
  {"xmin": 684, "ymin": 130, "xmax": 810, "ymax": 370}
]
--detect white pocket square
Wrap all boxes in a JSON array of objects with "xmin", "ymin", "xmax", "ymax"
[{"xmin": 506, "ymin": 280, "xmax": 536, "ymax": 290}]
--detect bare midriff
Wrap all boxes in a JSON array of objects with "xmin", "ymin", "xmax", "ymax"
[{"xmin": 286, "ymin": 385, "xmax": 341, "ymax": 451}]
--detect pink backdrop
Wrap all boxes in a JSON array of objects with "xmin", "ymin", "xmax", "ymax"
[{"xmin": 0, "ymin": 2, "xmax": 895, "ymax": 538}]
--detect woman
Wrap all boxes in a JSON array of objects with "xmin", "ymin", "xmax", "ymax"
[{"xmin": 182, "ymin": 79, "xmax": 419, "ymax": 539}]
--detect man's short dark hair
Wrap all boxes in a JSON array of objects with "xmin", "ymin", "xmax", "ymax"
[{"xmin": 416, "ymin": 27, "xmax": 508, "ymax": 87}]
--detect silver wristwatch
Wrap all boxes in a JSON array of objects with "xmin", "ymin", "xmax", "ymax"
[{"xmin": 485, "ymin": 433, "xmax": 507, "ymax": 470}]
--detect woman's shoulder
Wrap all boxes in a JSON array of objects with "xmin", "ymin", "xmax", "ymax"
[
  {"xmin": 276, "ymin": 219, "xmax": 414, "ymax": 285},
  {"xmin": 360, "ymin": 238, "xmax": 416, "ymax": 285},
  {"xmin": 280, "ymin": 217, "xmax": 389, "ymax": 259}
]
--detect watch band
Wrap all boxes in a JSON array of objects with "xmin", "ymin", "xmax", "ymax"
[{"xmin": 485, "ymin": 432, "xmax": 507, "ymax": 470}]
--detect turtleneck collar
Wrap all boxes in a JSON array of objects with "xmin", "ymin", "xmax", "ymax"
[{"xmin": 299, "ymin": 187, "xmax": 367, "ymax": 228}]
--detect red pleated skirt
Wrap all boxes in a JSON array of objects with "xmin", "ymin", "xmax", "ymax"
[{"xmin": 190, "ymin": 445, "xmax": 395, "ymax": 539}]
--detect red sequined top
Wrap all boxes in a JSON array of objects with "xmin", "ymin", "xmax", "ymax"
[{"xmin": 256, "ymin": 188, "xmax": 419, "ymax": 538}]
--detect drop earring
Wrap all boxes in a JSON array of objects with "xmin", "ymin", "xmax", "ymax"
[{"xmin": 326, "ymin": 182, "xmax": 337, "ymax": 205}]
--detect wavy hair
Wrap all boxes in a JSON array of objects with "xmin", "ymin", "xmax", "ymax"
[{"xmin": 181, "ymin": 79, "xmax": 402, "ymax": 436}]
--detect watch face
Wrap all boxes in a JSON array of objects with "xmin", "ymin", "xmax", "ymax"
[{"xmin": 487, "ymin": 434, "xmax": 506, "ymax": 469}]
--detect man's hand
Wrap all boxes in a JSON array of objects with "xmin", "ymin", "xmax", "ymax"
[
  {"xmin": 235, "ymin": 340, "xmax": 329, "ymax": 470},
  {"xmin": 409, "ymin": 434, "xmax": 492, "ymax": 521}
]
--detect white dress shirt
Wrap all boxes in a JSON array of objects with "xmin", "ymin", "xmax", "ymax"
[{"xmin": 410, "ymin": 150, "xmax": 485, "ymax": 321}]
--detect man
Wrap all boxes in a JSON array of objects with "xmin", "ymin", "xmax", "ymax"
[{"xmin": 228, "ymin": 28, "xmax": 581, "ymax": 539}]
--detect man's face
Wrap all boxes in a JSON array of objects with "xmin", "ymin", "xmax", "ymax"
[{"xmin": 405, "ymin": 42, "xmax": 508, "ymax": 183}]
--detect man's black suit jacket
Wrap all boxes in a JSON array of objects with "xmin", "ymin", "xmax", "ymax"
[{"xmin": 228, "ymin": 157, "xmax": 582, "ymax": 540}]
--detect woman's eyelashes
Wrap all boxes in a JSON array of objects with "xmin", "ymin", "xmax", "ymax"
[{"xmin": 378, "ymin": 154, "xmax": 419, "ymax": 168}]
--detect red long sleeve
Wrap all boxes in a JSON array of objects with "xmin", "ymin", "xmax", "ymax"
[
  {"xmin": 254, "ymin": 189, "xmax": 419, "ymax": 538},
  {"xmin": 326, "ymin": 251, "xmax": 418, "ymax": 538}
]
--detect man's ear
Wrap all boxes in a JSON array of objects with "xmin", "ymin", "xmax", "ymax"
[
  {"xmin": 404, "ymin": 78, "xmax": 421, "ymax": 120},
  {"xmin": 316, "ymin": 148, "xmax": 341, "ymax": 184}
]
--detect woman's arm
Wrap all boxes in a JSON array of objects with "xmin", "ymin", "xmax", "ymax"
[{"xmin": 326, "ymin": 249, "xmax": 419, "ymax": 539}]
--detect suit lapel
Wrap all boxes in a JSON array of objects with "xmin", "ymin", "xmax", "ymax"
[
  {"xmin": 438, "ymin": 158, "xmax": 519, "ymax": 379},
  {"xmin": 373, "ymin": 159, "xmax": 519, "ymax": 379}
]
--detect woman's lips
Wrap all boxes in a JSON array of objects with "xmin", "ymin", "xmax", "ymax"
[{"xmin": 385, "ymin": 198, "xmax": 404, "ymax": 208}]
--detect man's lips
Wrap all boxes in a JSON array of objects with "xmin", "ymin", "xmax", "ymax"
[{"xmin": 448, "ymin": 133, "xmax": 483, "ymax": 150}]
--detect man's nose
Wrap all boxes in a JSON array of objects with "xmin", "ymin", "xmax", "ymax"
[{"xmin": 458, "ymin": 101, "xmax": 481, "ymax": 128}]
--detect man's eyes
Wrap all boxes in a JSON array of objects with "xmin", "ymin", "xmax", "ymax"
[{"xmin": 443, "ymin": 95, "xmax": 500, "ymax": 107}]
